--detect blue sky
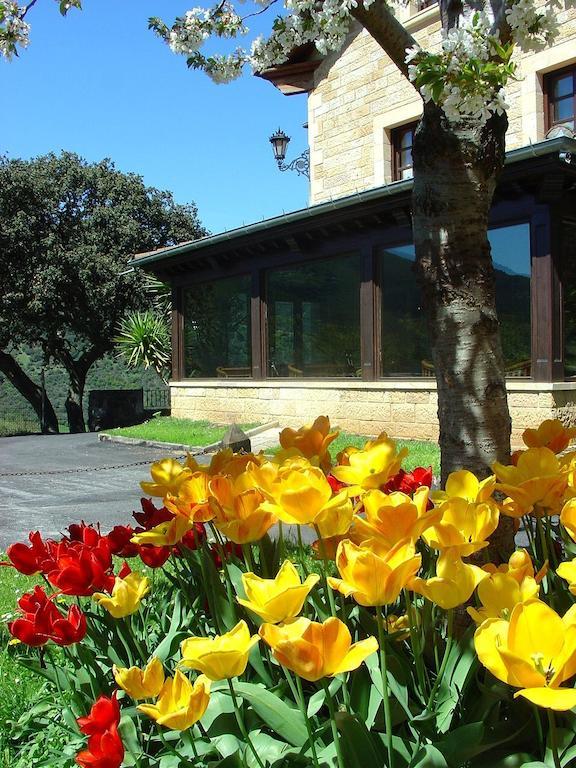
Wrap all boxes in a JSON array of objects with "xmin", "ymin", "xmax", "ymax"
[{"xmin": 1, "ymin": 0, "xmax": 309, "ymax": 235}]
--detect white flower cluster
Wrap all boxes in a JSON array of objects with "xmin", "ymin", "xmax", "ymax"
[
  {"xmin": 167, "ymin": 3, "xmax": 246, "ymax": 56},
  {"xmin": 205, "ymin": 50, "xmax": 247, "ymax": 82},
  {"xmin": 505, "ymin": 0, "xmax": 559, "ymax": 52},
  {"xmin": 0, "ymin": 2, "xmax": 30, "ymax": 60},
  {"xmin": 251, "ymin": 0, "xmax": 375, "ymax": 71},
  {"xmin": 407, "ymin": 12, "xmax": 514, "ymax": 126}
]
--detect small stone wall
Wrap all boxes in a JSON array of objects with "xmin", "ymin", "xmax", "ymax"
[{"xmin": 170, "ymin": 380, "xmax": 576, "ymax": 446}]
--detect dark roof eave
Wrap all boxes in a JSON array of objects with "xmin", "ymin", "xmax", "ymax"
[{"xmin": 132, "ymin": 136, "xmax": 576, "ymax": 269}]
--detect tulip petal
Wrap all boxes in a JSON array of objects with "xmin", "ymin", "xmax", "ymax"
[{"xmin": 515, "ymin": 686, "xmax": 576, "ymax": 711}]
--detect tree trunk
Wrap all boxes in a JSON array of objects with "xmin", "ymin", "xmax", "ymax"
[
  {"xmin": 412, "ymin": 103, "xmax": 515, "ymax": 559},
  {"xmin": 0, "ymin": 349, "xmax": 60, "ymax": 434},
  {"xmin": 57, "ymin": 345, "xmax": 107, "ymax": 433}
]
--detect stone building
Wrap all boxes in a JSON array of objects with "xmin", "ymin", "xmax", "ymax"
[{"xmin": 135, "ymin": 2, "xmax": 576, "ymax": 444}]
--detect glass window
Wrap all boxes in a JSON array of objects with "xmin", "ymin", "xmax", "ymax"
[
  {"xmin": 562, "ymin": 223, "xmax": 576, "ymax": 377},
  {"xmin": 183, "ymin": 274, "xmax": 251, "ymax": 378},
  {"xmin": 378, "ymin": 223, "xmax": 531, "ymax": 377},
  {"xmin": 546, "ymin": 67, "xmax": 576, "ymax": 131},
  {"xmin": 391, "ymin": 123, "xmax": 417, "ymax": 181},
  {"xmin": 266, "ymin": 254, "xmax": 361, "ymax": 378},
  {"xmin": 491, "ymin": 223, "xmax": 531, "ymax": 376}
]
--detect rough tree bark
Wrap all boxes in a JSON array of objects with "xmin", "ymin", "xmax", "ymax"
[
  {"xmin": 0, "ymin": 349, "xmax": 60, "ymax": 434},
  {"xmin": 412, "ymin": 103, "xmax": 515, "ymax": 558}
]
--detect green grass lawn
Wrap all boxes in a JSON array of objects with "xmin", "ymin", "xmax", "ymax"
[{"xmin": 105, "ymin": 416, "xmax": 260, "ymax": 445}]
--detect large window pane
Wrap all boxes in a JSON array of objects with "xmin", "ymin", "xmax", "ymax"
[
  {"xmin": 266, "ymin": 254, "xmax": 361, "ymax": 377},
  {"xmin": 183, "ymin": 275, "xmax": 251, "ymax": 378},
  {"xmin": 563, "ymin": 223, "xmax": 576, "ymax": 377},
  {"xmin": 491, "ymin": 223, "xmax": 531, "ymax": 376},
  {"xmin": 378, "ymin": 223, "xmax": 531, "ymax": 377},
  {"xmin": 379, "ymin": 244, "xmax": 430, "ymax": 376}
]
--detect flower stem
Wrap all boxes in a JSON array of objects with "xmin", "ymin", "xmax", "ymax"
[
  {"xmin": 404, "ymin": 588, "xmax": 427, "ymax": 699},
  {"xmin": 547, "ymin": 709, "xmax": 562, "ymax": 768},
  {"xmin": 227, "ymin": 678, "xmax": 266, "ymax": 768},
  {"xmin": 295, "ymin": 675, "xmax": 320, "ymax": 768},
  {"xmin": 426, "ymin": 609, "xmax": 453, "ymax": 710},
  {"xmin": 321, "ymin": 678, "xmax": 345, "ymax": 768},
  {"xmin": 376, "ymin": 606, "xmax": 395, "ymax": 768},
  {"xmin": 313, "ymin": 525, "xmax": 337, "ymax": 617}
]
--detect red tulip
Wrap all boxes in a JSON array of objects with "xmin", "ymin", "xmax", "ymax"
[
  {"xmin": 384, "ymin": 467, "xmax": 433, "ymax": 495},
  {"xmin": 209, "ymin": 541, "xmax": 243, "ymax": 569},
  {"xmin": 8, "ymin": 586, "xmax": 87, "ymax": 647},
  {"xmin": 133, "ymin": 498, "xmax": 173, "ymax": 530},
  {"xmin": 106, "ymin": 525, "xmax": 139, "ymax": 558},
  {"xmin": 77, "ymin": 692, "xmax": 120, "ymax": 736},
  {"xmin": 178, "ymin": 523, "xmax": 207, "ymax": 552},
  {"xmin": 75, "ymin": 725, "xmax": 124, "ymax": 768},
  {"xmin": 327, "ymin": 474, "xmax": 346, "ymax": 493},
  {"xmin": 5, "ymin": 531, "xmax": 57, "ymax": 575},
  {"xmin": 47, "ymin": 538, "xmax": 114, "ymax": 596},
  {"xmin": 138, "ymin": 544, "xmax": 172, "ymax": 568},
  {"xmin": 67, "ymin": 523, "xmax": 102, "ymax": 548}
]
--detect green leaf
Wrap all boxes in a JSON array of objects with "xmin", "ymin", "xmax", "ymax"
[
  {"xmin": 335, "ymin": 711, "xmax": 386, "ymax": 767},
  {"xmin": 232, "ymin": 682, "xmax": 308, "ymax": 747},
  {"xmin": 411, "ymin": 745, "xmax": 449, "ymax": 767}
]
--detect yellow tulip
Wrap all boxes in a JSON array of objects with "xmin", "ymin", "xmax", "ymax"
[
  {"xmin": 311, "ymin": 534, "xmax": 347, "ymax": 561},
  {"xmin": 352, "ymin": 487, "xmax": 440, "ymax": 549},
  {"xmin": 259, "ymin": 616, "xmax": 378, "ymax": 682},
  {"xmin": 237, "ymin": 560, "xmax": 320, "ymax": 623},
  {"xmin": 138, "ymin": 670, "xmax": 210, "ymax": 730},
  {"xmin": 492, "ymin": 448, "xmax": 568, "ymax": 518},
  {"xmin": 113, "ymin": 657, "xmax": 165, "ymax": 699},
  {"xmin": 131, "ymin": 516, "xmax": 192, "ymax": 547},
  {"xmin": 423, "ymin": 498, "xmax": 500, "ymax": 556},
  {"xmin": 260, "ymin": 465, "xmax": 353, "ymax": 536},
  {"xmin": 186, "ymin": 448, "xmax": 264, "ymax": 478},
  {"xmin": 140, "ymin": 458, "xmax": 191, "ymax": 498},
  {"xmin": 209, "ymin": 476, "xmax": 276, "ymax": 544},
  {"xmin": 431, "ymin": 469, "xmax": 496, "ymax": 506},
  {"xmin": 560, "ymin": 498, "xmax": 576, "ymax": 543},
  {"xmin": 180, "ymin": 620, "xmax": 259, "ymax": 681},
  {"xmin": 522, "ymin": 419, "xmax": 576, "ymax": 454},
  {"xmin": 467, "ymin": 571, "xmax": 539, "ymax": 623},
  {"xmin": 328, "ymin": 539, "xmax": 421, "ymax": 606},
  {"xmin": 241, "ymin": 461, "xmax": 280, "ymax": 496},
  {"xmin": 278, "ymin": 416, "xmax": 339, "ymax": 472},
  {"xmin": 483, "ymin": 548, "xmax": 546, "ymax": 584},
  {"xmin": 410, "ymin": 549, "xmax": 488, "ymax": 609},
  {"xmin": 93, "ymin": 572, "xmax": 150, "ymax": 619},
  {"xmin": 475, "ymin": 600, "xmax": 576, "ymax": 710},
  {"xmin": 332, "ymin": 440, "xmax": 408, "ymax": 495},
  {"xmin": 164, "ymin": 472, "xmax": 215, "ymax": 523},
  {"xmin": 557, "ymin": 559, "xmax": 576, "ymax": 594}
]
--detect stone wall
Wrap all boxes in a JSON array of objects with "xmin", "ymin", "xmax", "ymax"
[
  {"xmin": 307, "ymin": 1, "xmax": 576, "ymax": 204},
  {"xmin": 171, "ymin": 380, "xmax": 576, "ymax": 447}
]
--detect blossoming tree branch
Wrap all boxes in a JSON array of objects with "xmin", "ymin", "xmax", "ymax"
[{"xmin": 0, "ymin": 0, "xmax": 560, "ymax": 492}]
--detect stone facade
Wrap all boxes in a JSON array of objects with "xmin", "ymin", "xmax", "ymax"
[
  {"xmin": 307, "ymin": 1, "xmax": 576, "ymax": 204},
  {"xmin": 171, "ymin": 381, "xmax": 576, "ymax": 447}
]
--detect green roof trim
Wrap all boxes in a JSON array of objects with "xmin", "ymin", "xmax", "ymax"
[{"xmin": 133, "ymin": 136, "xmax": 576, "ymax": 268}]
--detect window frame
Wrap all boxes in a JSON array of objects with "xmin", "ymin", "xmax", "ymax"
[
  {"xmin": 391, "ymin": 122, "xmax": 418, "ymax": 182},
  {"xmin": 543, "ymin": 64, "xmax": 576, "ymax": 133}
]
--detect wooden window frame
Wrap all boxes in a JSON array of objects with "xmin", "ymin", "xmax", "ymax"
[
  {"xmin": 543, "ymin": 64, "xmax": 576, "ymax": 133},
  {"xmin": 391, "ymin": 122, "xmax": 418, "ymax": 182}
]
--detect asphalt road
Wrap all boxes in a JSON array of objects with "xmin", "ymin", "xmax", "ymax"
[{"xmin": 0, "ymin": 433, "xmax": 202, "ymax": 551}]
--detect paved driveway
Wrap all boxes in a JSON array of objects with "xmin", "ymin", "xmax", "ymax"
[{"xmin": 0, "ymin": 433, "xmax": 199, "ymax": 550}]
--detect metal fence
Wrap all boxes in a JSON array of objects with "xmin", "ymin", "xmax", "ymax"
[
  {"xmin": 143, "ymin": 388, "xmax": 171, "ymax": 411},
  {"xmin": 0, "ymin": 407, "xmax": 41, "ymax": 437}
]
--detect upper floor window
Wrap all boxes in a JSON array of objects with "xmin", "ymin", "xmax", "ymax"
[
  {"xmin": 391, "ymin": 122, "xmax": 417, "ymax": 181},
  {"xmin": 545, "ymin": 66, "xmax": 576, "ymax": 132}
]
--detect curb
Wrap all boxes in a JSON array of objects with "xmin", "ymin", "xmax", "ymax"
[{"xmin": 97, "ymin": 421, "xmax": 280, "ymax": 453}]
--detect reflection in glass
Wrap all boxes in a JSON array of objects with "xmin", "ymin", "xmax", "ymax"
[
  {"xmin": 183, "ymin": 275, "xmax": 251, "ymax": 378},
  {"xmin": 266, "ymin": 254, "xmax": 361, "ymax": 377},
  {"xmin": 378, "ymin": 223, "xmax": 531, "ymax": 377},
  {"xmin": 563, "ymin": 223, "xmax": 576, "ymax": 377},
  {"xmin": 491, "ymin": 223, "xmax": 531, "ymax": 376}
]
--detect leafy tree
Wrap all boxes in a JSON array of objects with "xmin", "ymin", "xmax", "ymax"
[
  {"xmin": 0, "ymin": 152, "xmax": 207, "ymax": 432},
  {"xmin": 1, "ymin": 1, "xmax": 561, "ymax": 558}
]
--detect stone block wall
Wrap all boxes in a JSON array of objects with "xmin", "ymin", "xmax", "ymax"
[
  {"xmin": 308, "ymin": 1, "xmax": 576, "ymax": 204},
  {"xmin": 170, "ymin": 380, "xmax": 576, "ymax": 447}
]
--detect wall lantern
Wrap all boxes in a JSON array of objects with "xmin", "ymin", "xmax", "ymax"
[{"xmin": 269, "ymin": 128, "xmax": 310, "ymax": 179}]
